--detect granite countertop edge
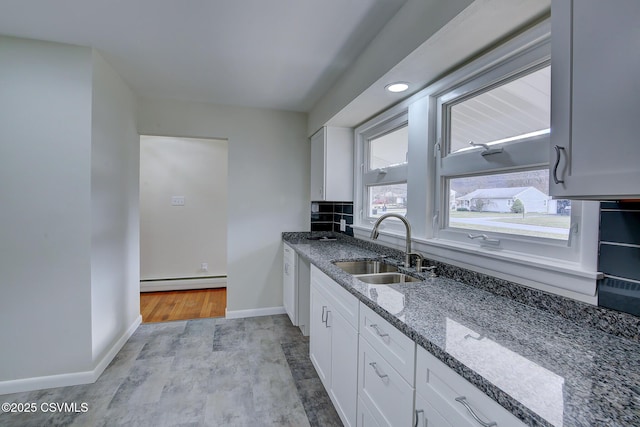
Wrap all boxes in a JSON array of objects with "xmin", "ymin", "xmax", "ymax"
[{"xmin": 282, "ymin": 232, "xmax": 640, "ymax": 427}]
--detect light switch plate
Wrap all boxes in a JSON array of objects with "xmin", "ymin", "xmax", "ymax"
[{"xmin": 171, "ymin": 196, "xmax": 185, "ymax": 206}]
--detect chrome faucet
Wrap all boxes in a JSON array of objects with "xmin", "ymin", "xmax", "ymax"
[{"xmin": 370, "ymin": 213, "xmax": 413, "ymax": 267}]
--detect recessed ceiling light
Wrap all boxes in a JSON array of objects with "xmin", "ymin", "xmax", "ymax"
[{"xmin": 385, "ymin": 82, "xmax": 409, "ymax": 93}]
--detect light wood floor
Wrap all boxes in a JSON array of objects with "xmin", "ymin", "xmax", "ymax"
[{"xmin": 140, "ymin": 288, "xmax": 226, "ymax": 323}]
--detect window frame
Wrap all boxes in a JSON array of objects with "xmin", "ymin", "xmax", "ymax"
[
  {"xmin": 433, "ymin": 55, "xmax": 585, "ymax": 261},
  {"xmin": 356, "ymin": 111, "xmax": 409, "ymax": 231},
  {"xmin": 352, "ymin": 19, "xmax": 600, "ymax": 301}
]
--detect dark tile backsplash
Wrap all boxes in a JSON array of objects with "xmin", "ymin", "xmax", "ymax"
[
  {"xmin": 311, "ymin": 201, "xmax": 354, "ymax": 236},
  {"xmin": 598, "ymin": 201, "xmax": 640, "ymax": 316}
]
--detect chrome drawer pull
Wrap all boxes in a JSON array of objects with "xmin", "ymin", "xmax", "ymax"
[
  {"xmin": 321, "ymin": 306, "xmax": 327, "ymax": 324},
  {"xmin": 455, "ymin": 397, "xmax": 497, "ymax": 427},
  {"xmin": 370, "ymin": 323, "xmax": 389, "ymax": 338},
  {"xmin": 324, "ymin": 310, "xmax": 331, "ymax": 328},
  {"xmin": 369, "ymin": 362, "xmax": 388, "ymax": 379}
]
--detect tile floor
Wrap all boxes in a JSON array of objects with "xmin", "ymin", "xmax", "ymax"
[{"xmin": 0, "ymin": 315, "xmax": 342, "ymax": 426}]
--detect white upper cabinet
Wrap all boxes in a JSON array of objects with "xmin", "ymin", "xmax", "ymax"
[
  {"xmin": 550, "ymin": 0, "xmax": 640, "ymax": 199},
  {"xmin": 310, "ymin": 126, "xmax": 354, "ymax": 201}
]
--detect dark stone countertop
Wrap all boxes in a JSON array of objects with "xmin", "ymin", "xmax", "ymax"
[{"xmin": 283, "ymin": 232, "xmax": 640, "ymax": 427}]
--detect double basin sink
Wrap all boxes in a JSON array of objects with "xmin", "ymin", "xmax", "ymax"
[{"xmin": 334, "ymin": 260, "xmax": 421, "ymax": 285}]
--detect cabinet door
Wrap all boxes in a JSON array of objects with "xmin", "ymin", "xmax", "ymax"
[
  {"xmin": 309, "ymin": 285, "xmax": 332, "ymax": 389},
  {"xmin": 310, "ymin": 128, "xmax": 326, "ymax": 201},
  {"xmin": 329, "ymin": 310, "xmax": 358, "ymax": 427},
  {"xmin": 310, "ymin": 126, "xmax": 354, "ymax": 201},
  {"xmin": 550, "ymin": 0, "xmax": 640, "ymax": 199}
]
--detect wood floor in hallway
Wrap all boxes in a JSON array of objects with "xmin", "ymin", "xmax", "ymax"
[{"xmin": 140, "ymin": 288, "xmax": 226, "ymax": 323}]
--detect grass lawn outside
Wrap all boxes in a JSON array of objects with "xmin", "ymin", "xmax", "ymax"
[
  {"xmin": 487, "ymin": 215, "xmax": 570, "ymax": 228},
  {"xmin": 448, "ymin": 211, "xmax": 571, "ymax": 240}
]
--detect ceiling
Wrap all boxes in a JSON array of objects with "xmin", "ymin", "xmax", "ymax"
[{"xmin": 0, "ymin": 0, "xmax": 407, "ymax": 112}]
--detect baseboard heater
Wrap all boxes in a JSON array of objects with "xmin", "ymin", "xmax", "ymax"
[{"xmin": 140, "ymin": 275, "xmax": 227, "ymax": 292}]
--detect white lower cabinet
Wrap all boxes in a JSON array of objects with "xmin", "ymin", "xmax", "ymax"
[
  {"xmin": 329, "ymin": 308, "xmax": 358, "ymax": 425},
  {"xmin": 358, "ymin": 336, "xmax": 414, "ymax": 426},
  {"xmin": 415, "ymin": 346, "xmax": 527, "ymax": 427},
  {"xmin": 309, "ymin": 266, "xmax": 359, "ymax": 427},
  {"xmin": 309, "ymin": 285, "xmax": 332, "ymax": 387},
  {"xmin": 358, "ymin": 303, "xmax": 416, "ymax": 427},
  {"xmin": 308, "ymin": 264, "xmax": 525, "ymax": 427}
]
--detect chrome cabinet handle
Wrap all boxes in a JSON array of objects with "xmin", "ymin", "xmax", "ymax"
[
  {"xmin": 369, "ymin": 362, "xmax": 388, "ymax": 379},
  {"xmin": 553, "ymin": 145, "xmax": 565, "ymax": 184},
  {"xmin": 455, "ymin": 397, "xmax": 497, "ymax": 427},
  {"xmin": 414, "ymin": 409, "xmax": 424, "ymax": 427},
  {"xmin": 324, "ymin": 310, "xmax": 331, "ymax": 328},
  {"xmin": 321, "ymin": 306, "xmax": 327, "ymax": 324},
  {"xmin": 370, "ymin": 324, "xmax": 389, "ymax": 338}
]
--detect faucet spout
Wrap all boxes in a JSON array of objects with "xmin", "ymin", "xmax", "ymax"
[{"xmin": 370, "ymin": 213, "xmax": 412, "ymax": 267}]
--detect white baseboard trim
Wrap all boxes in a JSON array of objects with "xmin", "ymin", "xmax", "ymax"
[
  {"xmin": 0, "ymin": 315, "xmax": 142, "ymax": 395},
  {"xmin": 140, "ymin": 277, "xmax": 226, "ymax": 292},
  {"xmin": 90, "ymin": 314, "xmax": 142, "ymax": 382},
  {"xmin": 225, "ymin": 306, "xmax": 286, "ymax": 319}
]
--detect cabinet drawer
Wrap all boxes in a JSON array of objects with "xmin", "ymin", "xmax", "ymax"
[
  {"xmin": 311, "ymin": 265, "xmax": 359, "ymax": 328},
  {"xmin": 357, "ymin": 397, "xmax": 382, "ymax": 427},
  {"xmin": 359, "ymin": 336, "xmax": 414, "ymax": 427},
  {"xmin": 359, "ymin": 302, "xmax": 415, "ymax": 385},
  {"xmin": 416, "ymin": 347, "xmax": 526, "ymax": 427},
  {"xmin": 414, "ymin": 392, "xmax": 454, "ymax": 427}
]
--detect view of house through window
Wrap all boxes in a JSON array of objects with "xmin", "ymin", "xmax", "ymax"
[
  {"xmin": 440, "ymin": 63, "xmax": 572, "ymax": 242},
  {"xmin": 448, "ymin": 170, "xmax": 571, "ymax": 240},
  {"xmin": 368, "ymin": 183, "xmax": 407, "ymax": 217}
]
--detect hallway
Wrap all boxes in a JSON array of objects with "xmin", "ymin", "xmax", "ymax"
[{"xmin": 140, "ymin": 288, "xmax": 227, "ymax": 323}]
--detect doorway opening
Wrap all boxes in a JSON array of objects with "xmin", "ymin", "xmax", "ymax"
[{"xmin": 139, "ymin": 135, "xmax": 228, "ymax": 322}]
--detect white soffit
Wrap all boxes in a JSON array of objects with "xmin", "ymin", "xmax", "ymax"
[{"xmin": 328, "ymin": 0, "xmax": 551, "ymax": 128}]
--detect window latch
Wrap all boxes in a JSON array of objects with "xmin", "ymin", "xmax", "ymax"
[
  {"xmin": 468, "ymin": 233, "xmax": 500, "ymax": 247},
  {"xmin": 469, "ymin": 140, "xmax": 503, "ymax": 157}
]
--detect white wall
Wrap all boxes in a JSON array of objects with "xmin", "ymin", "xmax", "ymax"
[
  {"xmin": 0, "ymin": 36, "xmax": 94, "ymax": 382},
  {"xmin": 90, "ymin": 51, "xmax": 140, "ymax": 364},
  {"xmin": 137, "ymin": 98, "xmax": 309, "ymax": 316},
  {"xmin": 139, "ymin": 135, "xmax": 227, "ymax": 283},
  {"xmin": 0, "ymin": 37, "xmax": 140, "ymax": 393}
]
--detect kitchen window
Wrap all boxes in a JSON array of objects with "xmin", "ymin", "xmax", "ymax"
[
  {"xmin": 354, "ymin": 19, "xmax": 600, "ymax": 300},
  {"xmin": 357, "ymin": 112, "xmax": 408, "ymax": 223},
  {"xmin": 433, "ymin": 34, "xmax": 588, "ymax": 263}
]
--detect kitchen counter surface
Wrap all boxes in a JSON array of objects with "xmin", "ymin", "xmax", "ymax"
[{"xmin": 283, "ymin": 233, "xmax": 640, "ymax": 427}]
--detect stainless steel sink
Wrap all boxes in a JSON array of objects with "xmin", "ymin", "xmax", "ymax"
[
  {"xmin": 334, "ymin": 260, "xmax": 398, "ymax": 275},
  {"xmin": 355, "ymin": 272, "xmax": 421, "ymax": 285}
]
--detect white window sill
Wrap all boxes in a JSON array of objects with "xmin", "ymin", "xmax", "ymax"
[{"xmin": 352, "ymin": 225, "xmax": 601, "ymax": 304}]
